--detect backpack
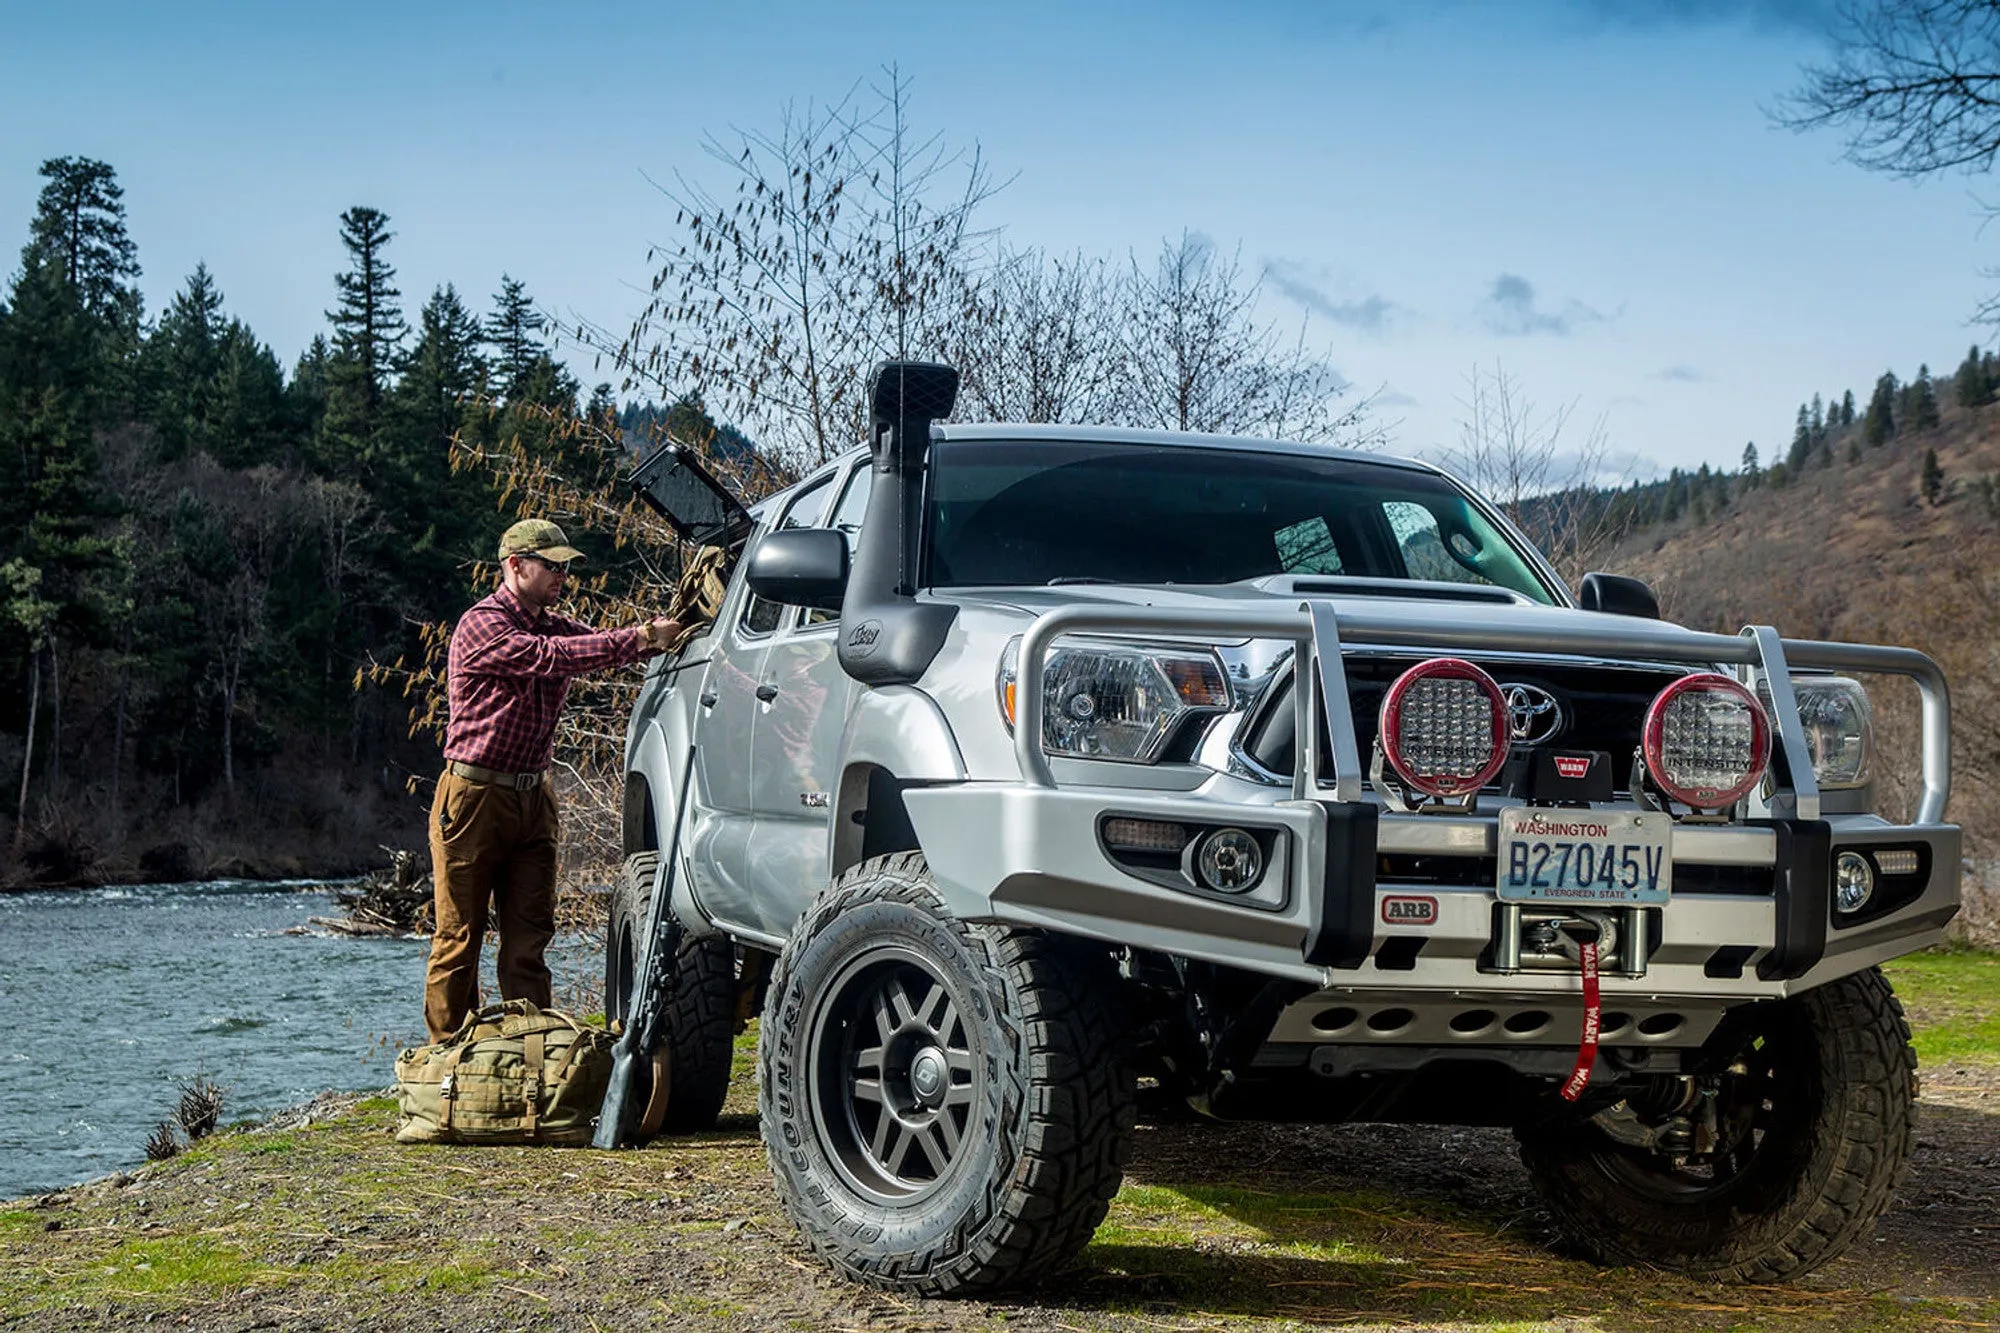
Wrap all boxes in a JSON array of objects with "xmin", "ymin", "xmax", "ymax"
[{"xmin": 394, "ymin": 1000, "xmax": 613, "ymax": 1145}]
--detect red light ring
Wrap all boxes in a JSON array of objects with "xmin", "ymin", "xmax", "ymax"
[
  {"xmin": 1378, "ymin": 658, "xmax": 1509, "ymax": 798},
  {"xmin": 1641, "ymin": 672, "xmax": 1771, "ymax": 810}
]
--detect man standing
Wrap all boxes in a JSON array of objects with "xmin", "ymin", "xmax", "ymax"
[{"xmin": 424, "ymin": 518, "xmax": 680, "ymax": 1042}]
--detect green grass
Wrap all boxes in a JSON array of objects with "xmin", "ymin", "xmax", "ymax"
[{"xmin": 1881, "ymin": 946, "xmax": 2000, "ymax": 1064}]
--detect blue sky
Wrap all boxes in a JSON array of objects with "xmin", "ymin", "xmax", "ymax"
[{"xmin": 2, "ymin": 0, "xmax": 1990, "ymax": 478}]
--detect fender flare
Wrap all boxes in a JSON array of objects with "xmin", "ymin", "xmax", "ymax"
[{"xmin": 830, "ymin": 686, "xmax": 966, "ymax": 881}]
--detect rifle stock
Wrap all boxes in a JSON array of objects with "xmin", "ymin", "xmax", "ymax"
[{"xmin": 593, "ymin": 745, "xmax": 697, "ymax": 1149}]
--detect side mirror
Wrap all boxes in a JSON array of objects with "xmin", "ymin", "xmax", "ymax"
[
  {"xmin": 745, "ymin": 529, "xmax": 850, "ymax": 612},
  {"xmin": 1578, "ymin": 572, "xmax": 1660, "ymax": 619}
]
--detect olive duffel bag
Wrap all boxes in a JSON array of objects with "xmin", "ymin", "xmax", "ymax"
[{"xmin": 394, "ymin": 1000, "xmax": 613, "ymax": 1145}]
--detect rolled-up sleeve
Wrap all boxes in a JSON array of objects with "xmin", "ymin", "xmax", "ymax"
[{"xmin": 454, "ymin": 607, "xmax": 645, "ymax": 679}]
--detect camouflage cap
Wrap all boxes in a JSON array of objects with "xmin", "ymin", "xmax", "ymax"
[{"xmin": 498, "ymin": 519, "xmax": 586, "ymax": 564}]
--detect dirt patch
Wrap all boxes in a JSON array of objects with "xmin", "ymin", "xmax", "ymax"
[{"xmin": 4, "ymin": 1055, "xmax": 1995, "ymax": 1332}]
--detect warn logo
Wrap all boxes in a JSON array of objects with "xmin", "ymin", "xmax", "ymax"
[
  {"xmin": 1553, "ymin": 754, "xmax": 1593, "ymax": 780},
  {"xmin": 1380, "ymin": 895, "xmax": 1440, "ymax": 927}
]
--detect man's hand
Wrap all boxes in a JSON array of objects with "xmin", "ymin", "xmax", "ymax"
[{"xmin": 641, "ymin": 616, "xmax": 683, "ymax": 653}]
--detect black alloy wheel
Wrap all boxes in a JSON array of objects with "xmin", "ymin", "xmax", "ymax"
[{"xmin": 809, "ymin": 945, "xmax": 980, "ymax": 1202}]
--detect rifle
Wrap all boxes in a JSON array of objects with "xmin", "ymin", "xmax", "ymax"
[{"xmin": 594, "ymin": 743, "xmax": 698, "ymax": 1149}]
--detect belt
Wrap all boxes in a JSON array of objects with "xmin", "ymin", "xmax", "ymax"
[{"xmin": 446, "ymin": 760, "xmax": 547, "ymax": 790}]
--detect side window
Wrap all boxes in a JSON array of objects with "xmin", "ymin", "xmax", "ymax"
[
  {"xmin": 801, "ymin": 465, "xmax": 873, "ymax": 627},
  {"xmin": 739, "ymin": 475, "xmax": 834, "ymax": 638},
  {"xmin": 1382, "ymin": 500, "xmax": 1490, "ymax": 587}
]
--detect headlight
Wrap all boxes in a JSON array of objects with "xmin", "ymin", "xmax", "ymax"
[
  {"xmin": 1794, "ymin": 677, "xmax": 1873, "ymax": 788},
  {"xmin": 1755, "ymin": 675, "xmax": 1873, "ymax": 789},
  {"xmin": 998, "ymin": 636, "xmax": 1232, "ymax": 763}
]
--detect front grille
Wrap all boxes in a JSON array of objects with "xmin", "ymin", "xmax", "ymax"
[{"xmin": 1238, "ymin": 653, "xmax": 1693, "ymax": 792}]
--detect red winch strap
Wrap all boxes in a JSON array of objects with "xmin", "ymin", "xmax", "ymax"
[{"xmin": 1560, "ymin": 939, "xmax": 1601, "ymax": 1103}]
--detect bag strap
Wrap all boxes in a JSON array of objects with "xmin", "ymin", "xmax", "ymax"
[
  {"xmin": 543, "ymin": 1025, "xmax": 596, "ymax": 1085},
  {"xmin": 537, "ymin": 1007, "xmax": 585, "ymax": 1034},
  {"xmin": 521, "ymin": 1028, "xmax": 545, "ymax": 1140},
  {"xmin": 438, "ymin": 1044, "xmax": 470, "ymax": 1134}
]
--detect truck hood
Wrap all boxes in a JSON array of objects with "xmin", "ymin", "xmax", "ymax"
[{"xmin": 934, "ymin": 580, "xmax": 1719, "ymax": 664}]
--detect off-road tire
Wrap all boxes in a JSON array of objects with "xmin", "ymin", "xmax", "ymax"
[
  {"xmin": 607, "ymin": 851, "xmax": 737, "ymax": 1132},
  {"xmin": 759, "ymin": 852, "xmax": 1134, "ymax": 1296},
  {"xmin": 1518, "ymin": 966, "xmax": 1917, "ymax": 1282}
]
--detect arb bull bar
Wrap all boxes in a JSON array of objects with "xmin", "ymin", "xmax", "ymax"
[{"xmin": 962, "ymin": 600, "xmax": 1960, "ymax": 1002}]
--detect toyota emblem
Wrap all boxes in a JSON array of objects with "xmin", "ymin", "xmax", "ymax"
[{"xmin": 1501, "ymin": 684, "xmax": 1564, "ymax": 744}]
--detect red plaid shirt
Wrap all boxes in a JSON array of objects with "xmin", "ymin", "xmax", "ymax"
[{"xmin": 441, "ymin": 584, "xmax": 647, "ymax": 773}]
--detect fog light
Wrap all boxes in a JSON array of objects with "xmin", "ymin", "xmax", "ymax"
[
  {"xmin": 1835, "ymin": 851, "xmax": 1875, "ymax": 914},
  {"xmin": 1102, "ymin": 818, "xmax": 1187, "ymax": 854},
  {"xmin": 1871, "ymin": 848, "xmax": 1921, "ymax": 877},
  {"xmin": 1195, "ymin": 828, "xmax": 1263, "ymax": 892}
]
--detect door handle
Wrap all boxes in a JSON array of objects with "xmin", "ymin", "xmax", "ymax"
[
  {"xmin": 755, "ymin": 683, "xmax": 780, "ymax": 702},
  {"xmin": 699, "ymin": 691, "xmax": 719, "ymax": 708}
]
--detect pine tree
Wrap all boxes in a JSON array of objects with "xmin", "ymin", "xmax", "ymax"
[
  {"xmin": 485, "ymin": 275, "xmax": 545, "ymax": 400},
  {"xmin": 1864, "ymin": 371, "xmax": 1898, "ymax": 446},
  {"xmin": 1922, "ymin": 446, "xmax": 1945, "ymax": 505},
  {"xmin": 23, "ymin": 157, "xmax": 142, "ymax": 416},
  {"xmin": 391, "ymin": 284, "xmax": 493, "ymax": 593},
  {"xmin": 400, "ymin": 285, "xmax": 486, "ymax": 445},
  {"xmin": 319, "ymin": 206, "xmax": 406, "ymax": 472},
  {"xmin": 1809, "ymin": 392, "xmax": 1826, "ymax": 444},
  {"xmin": 1954, "ymin": 343, "xmax": 1992, "ymax": 408},
  {"xmin": 145, "ymin": 265, "xmax": 225, "ymax": 460},
  {"xmin": 1841, "ymin": 389, "xmax": 1856, "ymax": 427},
  {"xmin": 1740, "ymin": 441, "xmax": 1761, "ymax": 486},
  {"xmin": 1907, "ymin": 364, "xmax": 1941, "ymax": 432},
  {"xmin": 1788, "ymin": 403, "xmax": 1813, "ymax": 470}
]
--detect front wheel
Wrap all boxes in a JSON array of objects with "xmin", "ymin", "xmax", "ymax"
[
  {"xmin": 759, "ymin": 852, "xmax": 1134, "ymax": 1296},
  {"xmin": 1518, "ymin": 966, "xmax": 1917, "ymax": 1282}
]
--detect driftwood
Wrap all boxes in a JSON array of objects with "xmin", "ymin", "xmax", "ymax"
[{"xmin": 316, "ymin": 847, "xmax": 434, "ymax": 937}]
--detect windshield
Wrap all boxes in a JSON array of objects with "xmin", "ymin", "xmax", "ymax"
[{"xmin": 924, "ymin": 438, "xmax": 1558, "ymax": 604}]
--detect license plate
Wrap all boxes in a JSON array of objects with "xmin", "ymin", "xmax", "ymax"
[{"xmin": 1497, "ymin": 808, "xmax": 1672, "ymax": 905}]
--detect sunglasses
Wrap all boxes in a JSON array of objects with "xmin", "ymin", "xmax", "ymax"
[{"xmin": 518, "ymin": 554, "xmax": 572, "ymax": 574}]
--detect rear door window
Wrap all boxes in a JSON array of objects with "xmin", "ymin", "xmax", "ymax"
[{"xmin": 739, "ymin": 475, "xmax": 834, "ymax": 638}]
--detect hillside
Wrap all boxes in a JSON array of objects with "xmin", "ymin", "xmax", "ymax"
[{"xmin": 1595, "ymin": 390, "xmax": 1998, "ymax": 937}]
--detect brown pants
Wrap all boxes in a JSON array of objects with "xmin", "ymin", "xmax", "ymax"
[{"xmin": 424, "ymin": 769, "xmax": 560, "ymax": 1041}]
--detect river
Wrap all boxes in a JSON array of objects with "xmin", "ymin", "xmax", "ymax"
[{"xmin": 0, "ymin": 880, "xmax": 601, "ymax": 1199}]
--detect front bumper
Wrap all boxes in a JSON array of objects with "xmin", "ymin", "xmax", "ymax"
[{"xmin": 902, "ymin": 774, "xmax": 1961, "ymax": 1012}]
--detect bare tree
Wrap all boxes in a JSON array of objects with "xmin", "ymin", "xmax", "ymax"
[
  {"xmin": 611, "ymin": 69, "xmax": 994, "ymax": 471},
  {"xmin": 1116, "ymin": 233, "xmax": 1380, "ymax": 444},
  {"xmin": 1781, "ymin": 0, "xmax": 2000, "ymax": 177},
  {"xmin": 1434, "ymin": 363, "xmax": 1628, "ymax": 584},
  {"xmin": 1780, "ymin": 2, "xmax": 2000, "ymax": 318},
  {"xmin": 949, "ymin": 247, "xmax": 1127, "ymax": 423}
]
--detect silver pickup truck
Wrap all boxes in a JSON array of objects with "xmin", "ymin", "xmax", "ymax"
[{"xmin": 609, "ymin": 361, "xmax": 1959, "ymax": 1297}]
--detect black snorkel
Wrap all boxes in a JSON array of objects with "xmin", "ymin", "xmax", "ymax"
[{"xmin": 838, "ymin": 360, "xmax": 961, "ymax": 686}]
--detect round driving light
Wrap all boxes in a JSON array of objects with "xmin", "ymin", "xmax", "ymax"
[
  {"xmin": 1835, "ymin": 851, "xmax": 1875, "ymax": 914},
  {"xmin": 1196, "ymin": 828, "xmax": 1263, "ymax": 892},
  {"xmin": 1378, "ymin": 658, "xmax": 1509, "ymax": 798},
  {"xmin": 1641, "ymin": 673, "xmax": 1771, "ymax": 810}
]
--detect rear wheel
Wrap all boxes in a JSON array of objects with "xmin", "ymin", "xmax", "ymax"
[
  {"xmin": 606, "ymin": 851, "xmax": 738, "ymax": 1132},
  {"xmin": 760, "ymin": 852, "xmax": 1134, "ymax": 1296},
  {"xmin": 1518, "ymin": 967, "xmax": 1917, "ymax": 1282}
]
